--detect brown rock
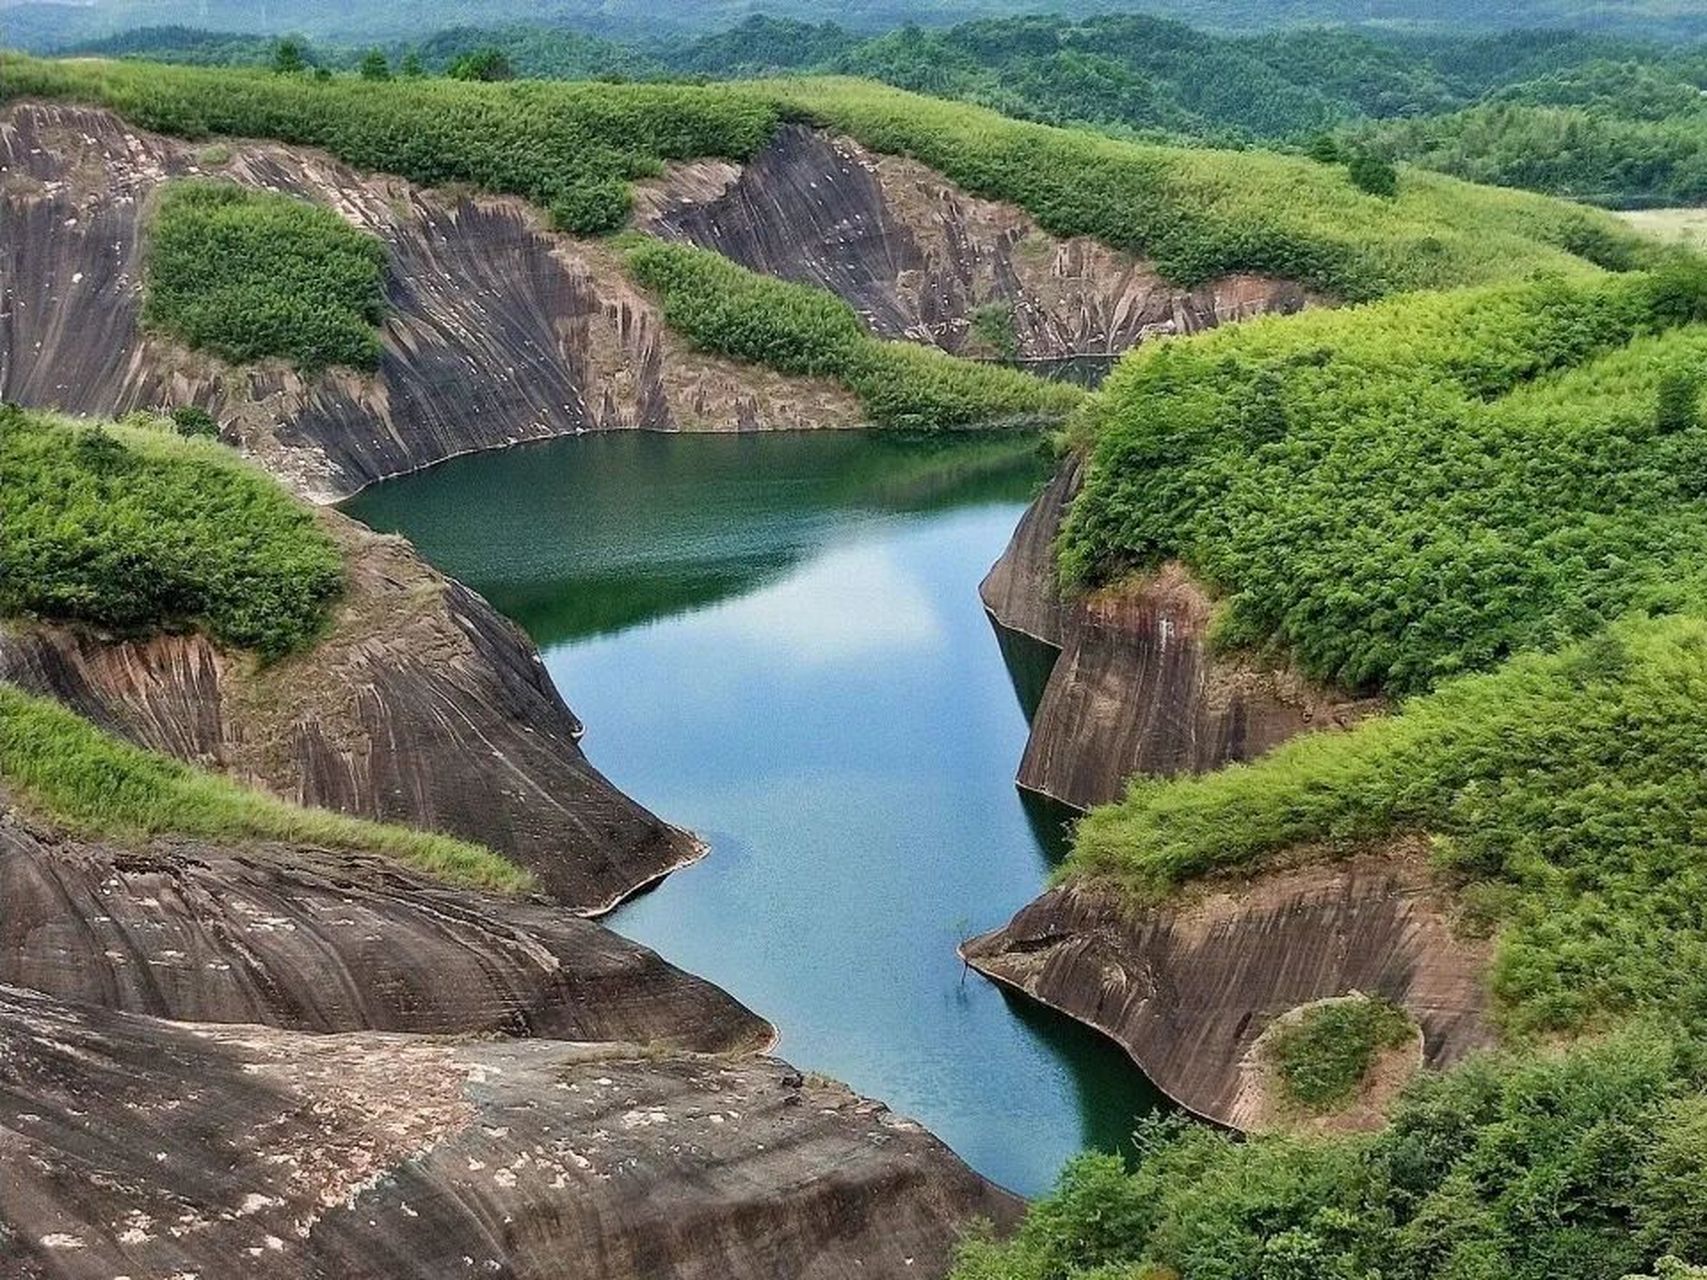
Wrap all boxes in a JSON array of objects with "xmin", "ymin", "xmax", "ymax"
[
  {"xmin": 962, "ymin": 850, "xmax": 1493, "ymax": 1130},
  {"xmin": 0, "ymin": 801, "xmax": 768, "ymax": 1050},
  {"xmin": 981, "ymin": 458, "xmax": 1374, "ymax": 812},
  {"xmin": 0, "ymin": 101, "xmax": 862, "ymax": 502},
  {"xmin": 638, "ymin": 124, "xmax": 1311, "ymax": 359},
  {"xmin": 0, "ymin": 984, "xmax": 1020, "ymax": 1279},
  {"xmin": 0, "ymin": 511, "xmax": 695, "ymax": 912}
]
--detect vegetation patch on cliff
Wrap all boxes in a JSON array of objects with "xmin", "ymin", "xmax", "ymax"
[
  {"xmin": 763, "ymin": 77, "xmax": 1647, "ymax": 298},
  {"xmin": 0, "ymin": 53, "xmax": 778, "ymax": 233},
  {"xmin": 1266, "ymin": 996, "xmax": 1414, "ymax": 1111},
  {"xmin": 144, "ymin": 180, "xmax": 387, "ymax": 370},
  {"xmin": 0, "ymin": 408, "xmax": 342, "ymax": 658},
  {"xmin": 0, "ymin": 684, "xmax": 533, "ymax": 892},
  {"xmin": 1061, "ymin": 267, "xmax": 1707, "ymax": 693},
  {"xmin": 620, "ymin": 237, "xmax": 1083, "ymax": 428}
]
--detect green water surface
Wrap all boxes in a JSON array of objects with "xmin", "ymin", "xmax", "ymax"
[{"xmin": 347, "ymin": 429, "xmax": 1165, "ymax": 1196}]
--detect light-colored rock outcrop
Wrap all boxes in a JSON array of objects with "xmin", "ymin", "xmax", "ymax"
[
  {"xmin": 0, "ymin": 983, "xmax": 1021, "ymax": 1279},
  {"xmin": 0, "ymin": 101, "xmax": 862, "ymax": 502},
  {"xmin": 638, "ymin": 124, "xmax": 1310, "ymax": 359}
]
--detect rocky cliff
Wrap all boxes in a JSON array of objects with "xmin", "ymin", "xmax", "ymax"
[
  {"xmin": 0, "ymin": 982, "xmax": 1020, "ymax": 1280},
  {"xmin": 0, "ymin": 510, "xmax": 695, "ymax": 913},
  {"xmin": 981, "ymin": 458, "xmax": 1374, "ymax": 812},
  {"xmin": 0, "ymin": 798, "xmax": 766, "ymax": 1049},
  {"xmin": 0, "ymin": 101, "xmax": 862, "ymax": 501},
  {"xmin": 963, "ymin": 849, "xmax": 1492, "ymax": 1131},
  {"xmin": 638, "ymin": 124, "xmax": 1309, "ymax": 360}
]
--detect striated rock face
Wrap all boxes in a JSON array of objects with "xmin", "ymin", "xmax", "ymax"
[
  {"xmin": 963, "ymin": 851, "xmax": 1493, "ymax": 1130},
  {"xmin": 638, "ymin": 124, "xmax": 1310, "ymax": 360},
  {"xmin": 0, "ymin": 801, "xmax": 767, "ymax": 1050},
  {"xmin": 981, "ymin": 458, "xmax": 1374, "ymax": 812},
  {"xmin": 0, "ymin": 101, "xmax": 862, "ymax": 502},
  {"xmin": 0, "ymin": 983, "xmax": 1020, "ymax": 1280},
  {"xmin": 0, "ymin": 511, "xmax": 697, "ymax": 913}
]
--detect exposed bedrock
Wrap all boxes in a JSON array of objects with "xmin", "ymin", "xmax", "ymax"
[
  {"xmin": 0, "ymin": 101, "xmax": 861, "ymax": 502},
  {"xmin": 0, "ymin": 511, "xmax": 696, "ymax": 913},
  {"xmin": 981, "ymin": 457, "xmax": 1374, "ymax": 812},
  {"xmin": 638, "ymin": 123, "xmax": 1310, "ymax": 359},
  {"xmin": 963, "ymin": 852, "xmax": 1493, "ymax": 1131},
  {"xmin": 0, "ymin": 984, "xmax": 1020, "ymax": 1280},
  {"xmin": 0, "ymin": 800, "xmax": 767, "ymax": 1050}
]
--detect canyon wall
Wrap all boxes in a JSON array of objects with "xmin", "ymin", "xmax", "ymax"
[
  {"xmin": 638, "ymin": 124, "xmax": 1310, "ymax": 359},
  {"xmin": 0, "ymin": 510, "xmax": 696, "ymax": 913},
  {"xmin": 964, "ymin": 850, "xmax": 1493, "ymax": 1131},
  {"xmin": 981, "ymin": 458, "xmax": 1374, "ymax": 812},
  {"xmin": 0, "ymin": 101, "xmax": 862, "ymax": 501}
]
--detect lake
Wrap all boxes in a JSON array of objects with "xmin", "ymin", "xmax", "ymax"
[{"xmin": 346, "ymin": 429, "xmax": 1164, "ymax": 1196}]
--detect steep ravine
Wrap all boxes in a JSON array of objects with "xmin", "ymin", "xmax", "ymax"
[
  {"xmin": 638, "ymin": 123, "xmax": 1310, "ymax": 359},
  {"xmin": 971, "ymin": 460, "xmax": 1476, "ymax": 1129},
  {"xmin": 0, "ymin": 101, "xmax": 863, "ymax": 502}
]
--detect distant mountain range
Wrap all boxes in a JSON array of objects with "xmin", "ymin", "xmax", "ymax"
[{"xmin": 5, "ymin": 0, "xmax": 1706, "ymax": 48}]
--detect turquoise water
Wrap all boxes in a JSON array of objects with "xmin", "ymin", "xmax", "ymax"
[{"xmin": 347, "ymin": 430, "xmax": 1163, "ymax": 1196}]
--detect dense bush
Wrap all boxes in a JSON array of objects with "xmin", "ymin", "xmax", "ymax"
[
  {"xmin": 0, "ymin": 408, "xmax": 343, "ymax": 657},
  {"xmin": 0, "ymin": 53, "xmax": 779, "ymax": 235},
  {"xmin": 0, "ymin": 684, "xmax": 530, "ymax": 892},
  {"xmin": 143, "ymin": 180, "xmax": 387, "ymax": 370},
  {"xmin": 1062, "ymin": 269, "xmax": 1707, "ymax": 692},
  {"xmin": 620, "ymin": 237, "xmax": 1083, "ymax": 428},
  {"xmin": 955, "ymin": 1028, "xmax": 1707, "ymax": 1280},
  {"xmin": 1269, "ymin": 997, "xmax": 1414, "ymax": 1110},
  {"xmin": 764, "ymin": 77, "xmax": 1647, "ymax": 298}
]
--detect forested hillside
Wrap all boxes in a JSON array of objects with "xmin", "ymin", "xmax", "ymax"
[{"xmin": 42, "ymin": 13, "xmax": 1707, "ymax": 207}]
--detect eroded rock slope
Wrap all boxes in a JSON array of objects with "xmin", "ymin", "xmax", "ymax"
[
  {"xmin": 0, "ymin": 101, "xmax": 861, "ymax": 501},
  {"xmin": 639, "ymin": 124, "xmax": 1309, "ymax": 359},
  {"xmin": 0, "ymin": 797, "xmax": 766, "ymax": 1049},
  {"xmin": 0, "ymin": 510, "xmax": 694, "ymax": 913},
  {"xmin": 0, "ymin": 983, "xmax": 1020, "ymax": 1280},
  {"xmin": 964, "ymin": 850, "xmax": 1492, "ymax": 1130},
  {"xmin": 981, "ymin": 459, "xmax": 1373, "ymax": 812}
]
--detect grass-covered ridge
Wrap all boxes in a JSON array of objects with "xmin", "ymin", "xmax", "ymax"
[
  {"xmin": 0, "ymin": 684, "xmax": 532, "ymax": 893},
  {"xmin": 0, "ymin": 54, "xmax": 1648, "ymax": 299},
  {"xmin": 620, "ymin": 238, "xmax": 1083, "ymax": 429},
  {"xmin": 144, "ymin": 180, "xmax": 387, "ymax": 370},
  {"xmin": 0, "ymin": 408, "xmax": 342, "ymax": 657},
  {"xmin": 763, "ymin": 77, "xmax": 1647, "ymax": 299},
  {"xmin": 0, "ymin": 53, "xmax": 778, "ymax": 233},
  {"xmin": 1061, "ymin": 268, "xmax": 1707, "ymax": 693}
]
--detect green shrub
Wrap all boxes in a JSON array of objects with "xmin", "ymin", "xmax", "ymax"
[
  {"xmin": 968, "ymin": 302, "xmax": 1020, "ymax": 359},
  {"xmin": 0, "ymin": 684, "xmax": 530, "ymax": 893},
  {"xmin": 143, "ymin": 180, "xmax": 387, "ymax": 371},
  {"xmin": 1062, "ymin": 271, "xmax": 1707, "ymax": 693},
  {"xmin": 357, "ymin": 48, "xmax": 391, "ymax": 82},
  {"xmin": 955, "ymin": 1029, "xmax": 1700, "ymax": 1280},
  {"xmin": 0, "ymin": 408, "xmax": 342, "ymax": 657},
  {"xmin": 1657, "ymin": 369, "xmax": 1703, "ymax": 435},
  {"xmin": 1346, "ymin": 152, "xmax": 1398, "ymax": 197},
  {"xmin": 169, "ymin": 404, "xmax": 219, "ymax": 438},
  {"xmin": 621, "ymin": 237, "xmax": 1082, "ymax": 428},
  {"xmin": 1268, "ymin": 997, "xmax": 1414, "ymax": 1110}
]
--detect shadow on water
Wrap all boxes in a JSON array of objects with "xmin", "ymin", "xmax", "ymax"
[{"xmin": 990, "ymin": 617, "xmax": 1060, "ymax": 725}]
